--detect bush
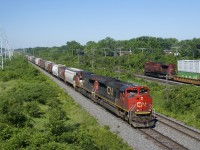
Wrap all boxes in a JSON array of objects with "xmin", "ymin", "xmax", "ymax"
[
  {"xmin": 48, "ymin": 108, "xmax": 69, "ymax": 136},
  {"xmin": 6, "ymin": 108, "xmax": 28, "ymax": 127},
  {"xmin": 163, "ymin": 85, "xmax": 200, "ymax": 114},
  {"xmin": 25, "ymin": 101, "xmax": 43, "ymax": 118},
  {"xmin": 0, "ymin": 123, "xmax": 14, "ymax": 140}
]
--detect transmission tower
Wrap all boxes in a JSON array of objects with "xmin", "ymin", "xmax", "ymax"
[{"xmin": 0, "ymin": 27, "xmax": 13, "ymax": 70}]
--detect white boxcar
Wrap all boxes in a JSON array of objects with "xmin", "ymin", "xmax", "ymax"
[
  {"xmin": 64, "ymin": 68, "xmax": 82, "ymax": 85},
  {"xmin": 35, "ymin": 58, "xmax": 41, "ymax": 66},
  {"xmin": 52, "ymin": 64, "xmax": 65, "ymax": 77},
  {"xmin": 52, "ymin": 64, "xmax": 59, "ymax": 77},
  {"xmin": 178, "ymin": 60, "xmax": 200, "ymax": 73},
  {"xmin": 29, "ymin": 56, "xmax": 35, "ymax": 62}
]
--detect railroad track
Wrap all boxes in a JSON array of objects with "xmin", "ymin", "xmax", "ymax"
[
  {"xmin": 156, "ymin": 113, "xmax": 200, "ymax": 143},
  {"xmin": 139, "ymin": 128, "xmax": 187, "ymax": 150},
  {"xmin": 135, "ymin": 74, "xmax": 183, "ymax": 85}
]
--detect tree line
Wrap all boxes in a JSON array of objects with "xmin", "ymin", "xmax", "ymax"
[{"xmin": 25, "ymin": 36, "xmax": 200, "ymax": 59}]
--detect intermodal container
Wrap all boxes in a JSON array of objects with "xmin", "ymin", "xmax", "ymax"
[{"xmin": 178, "ymin": 60, "xmax": 200, "ymax": 73}]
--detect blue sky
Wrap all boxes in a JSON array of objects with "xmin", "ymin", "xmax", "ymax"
[{"xmin": 0, "ymin": 0, "xmax": 200, "ymax": 49}]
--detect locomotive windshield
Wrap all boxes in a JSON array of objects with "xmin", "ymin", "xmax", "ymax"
[
  {"xmin": 127, "ymin": 89, "xmax": 137, "ymax": 98},
  {"xmin": 140, "ymin": 88, "xmax": 148, "ymax": 94}
]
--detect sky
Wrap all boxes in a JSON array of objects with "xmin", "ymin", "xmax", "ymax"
[{"xmin": 0, "ymin": 0, "xmax": 200, "ymax": 49}]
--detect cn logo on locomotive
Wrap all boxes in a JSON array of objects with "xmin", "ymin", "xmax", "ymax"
[
  {"xmin": 107, "ymin": 86, "xmax": 114, "ymax": 96},
  {"xmin": 136, "ymin": 102, "xmax": 147, "ymax": 108}
]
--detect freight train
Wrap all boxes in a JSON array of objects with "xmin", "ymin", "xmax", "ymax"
[
  {"xmin": 27, "ymin": 55, "xmax": 156, "ymax": 128},
  {"xmin": 144, "ymin": 60, "xmax": 200, "ymax": 85}
]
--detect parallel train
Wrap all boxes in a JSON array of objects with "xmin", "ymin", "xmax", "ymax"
[
  {"xmin": 144, "ymin": 61, "xmax": 200, "ymax": 85},
  {"xmin": 27, "ymin": 55, "xmax": 156, "ymax": 128}
]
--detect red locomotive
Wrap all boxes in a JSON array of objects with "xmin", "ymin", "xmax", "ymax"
[
  {"xmin": 27, "ymin": 55, "xmax": 156, "ymax": 128},
  {"xmin": 76, "ymin": 74, "xmax": 155, "ymax": 127},
  {"xmin": 144, "ymin": 62, "xmax": 176, "ymax": 78}
]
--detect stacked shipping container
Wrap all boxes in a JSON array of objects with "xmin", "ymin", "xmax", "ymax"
[{"xmin": 177, "ymin": 60, "xmax": 200, "ymax": 79}]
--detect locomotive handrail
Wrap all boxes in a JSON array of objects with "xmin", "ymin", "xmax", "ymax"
[
  {"xmin": 152, "ymin": 108, "xmax": 156, "ymax": 119},
  {"xmin": 128, "ymin": 104, "xmax": 136, "ymax": 122}
]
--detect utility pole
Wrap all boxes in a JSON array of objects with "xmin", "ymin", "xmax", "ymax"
[
  {"xmin": 171, "ymin": 46, "xmax": 180, "ymax": 59},
  {"xmin": 116, "ymin": 47, "xmax": 123, "ymax": 56},
  {"xmin": 115, "ymin": 47, "xmax": 123, "ymax": 79},
  {"xmin": 76, "ymin": 49, "xmax": 80, "ymax": 67},
  {"xmin": 118, "ymin": 66, "xmax": 120, "ymax": 80},
  {"xmin": 91, "ymin": 48, "xmax": 96, "ymax": 69},
  {"xmin": 4, "ymin": 40, "xmax": 8, "ymax": 60},
  {"xmin": 165, "ymin": 74, "xmax": 169, "ymax": 101},
  {"xmin": 138, "ymin": 48, "xmax": 146, "ymax": 53},
  {"xmin": 103, "ymin": 48, "xmax": 108, "ymax": 57}
]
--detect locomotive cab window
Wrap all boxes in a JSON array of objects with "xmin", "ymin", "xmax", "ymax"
[
  {"xmin": 140, "ymin": 88, "xmax": 148, "ymax": 94},
  {"xmin": 127, "ymin": 90, "xmax": 137, "ymax": 98}
]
